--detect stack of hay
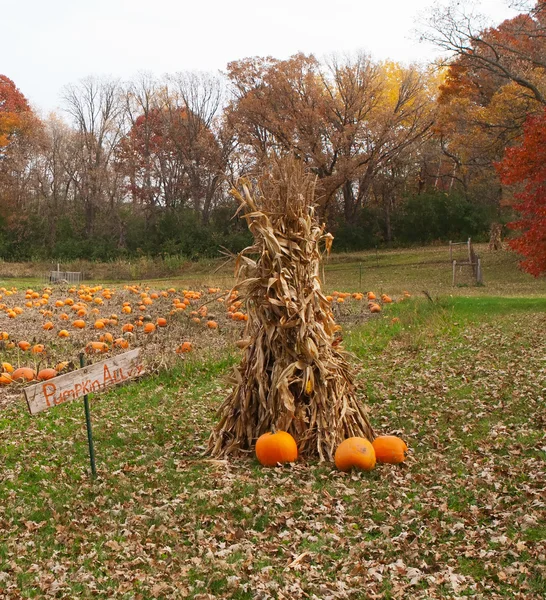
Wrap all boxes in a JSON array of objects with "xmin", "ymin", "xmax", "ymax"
[{"xmin": 208, "ymin": 158, "xmax": 374, "ymax": 461}]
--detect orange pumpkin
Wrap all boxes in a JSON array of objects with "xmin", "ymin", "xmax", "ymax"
[
  {"xmin": 43, "ymin": 321, "xmax": 54, "ymax": 331},
  {"xmin": 2, "ymin": 362, "xmax": 14, "ymax": 373},
  {"xmin": 143, "ymin": 323, "xmax": 156, "ymax": 334},
  {"xmin": 156, "ymin": 317, "xmax": 167, "ymax": 327},
  {"xmin": 206, "ymin": 320, "xmax": 218, "ymax": 329},
  {"xmin": 334, "ymin": 437, "xmax": 376, "ymax": 472},
  {"xmin": 113, "ymin": 337, "xmax": 129, "ymax": 349},
  {"xmin": 176, "ymin": 341, "xmax": 193, "ymax": 354},
  {"xmin": 0, "ymin": 373, "xmax": 13, "ymax": 385},
  {"xmin": 11, "ymin": 367, "xmax": 36, "ymax": 382},
  {"xmin": 37, "ymin": 368, "xmax": 58, "ymax": 381},
  {"xmin": 372, "ymin": 435, "xmax": 408, "ymax": 464},
  {"xmin": 58, "ymin": 329, "xmax": 70, "ymax": 338},
  {"xmin": 18, "ymin": 340, "xmax": 31, "ymax": 351},
  {"xmin": 72, "ymin": 319, "xmax": 86, "ymax": 329},
  {"xmin": 85, "ymin": 341, "xmax": 109, "ymax": 354},
  {"xmin": 255, "ymin": 431, "xmax": 298, "ymax": 467}
]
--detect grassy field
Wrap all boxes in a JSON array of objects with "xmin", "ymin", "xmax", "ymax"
[
  {"xmin": 1, "ymin": 248, "xmax": 545, "ymax": 599},
  {"xmin": 2, "ymin": 244, "xmax": 546, "ymax": 297}
]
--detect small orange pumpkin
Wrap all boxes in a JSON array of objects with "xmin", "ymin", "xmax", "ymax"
[
  {"xmin": 18, "ymin": 340, "xmax": 31, "ymax": 351},
  {"xmin": 334, "ymin": 437, "xmax": 376, "ymax": 472},
  {"xmin": 372, "ymin": 435, "xmax": 408, "ymax": 464},
  {"xmin": 255, "ymin": 431, "xmax": 298, "ymax": 467},
  {"xmin": 156, "ymin": 317, "xmax": 167, "ymax": 327},
  {"xmin": 176, "ymin": 341, "xmax": 193, "ymax": 354},
  {"xmin": 72, "ymin": 319, "xmax": 86, "ymax": 329},
  {"xmin": 0, "ymin": 373, "xmax": 13, "ymax": 385},
  {"xmin": 143, "ymin": 323, "xmax": 156, "ymax": 334}
]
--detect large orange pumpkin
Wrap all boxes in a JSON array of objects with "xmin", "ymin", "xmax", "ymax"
[
  {"xmin": 372, "ymin": 435, "xmax": 408, "ymax": 464},
  {"xmin": 334, "ymin": 437, "xmax": 376, "ymax": 472},
  {"xmin": 11, "ymin": 367, "xmax": 36, "ymax": 383},
  {"xmin": 37, "ymin": 368, "xmax": 58, "ymax": 381},
  {"xmin": 255, "ymin": 431, "xmax": 298, "ymax": 466}
]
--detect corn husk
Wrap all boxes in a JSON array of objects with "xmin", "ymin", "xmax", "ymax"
[{"xmin": 208, "ymin": 158, "xmax": 374, "ymax": 461}]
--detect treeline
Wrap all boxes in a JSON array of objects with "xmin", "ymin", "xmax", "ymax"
[{"xmin": 1, "ymin": 1, "xmax": 544, "ymax": 268}]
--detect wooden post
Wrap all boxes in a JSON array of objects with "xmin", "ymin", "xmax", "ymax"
[
  {"xmin": 449, "ymin": 241, "xmax": 452, "ymax": 262},
  {"xmin": 452, "ymin": 260, "xmax": 457, "ymax": 286},
  {"xmin": 467, "ymin": 238, "xmax": 472, "ymax": 265},
  {"xmin": 477, "ymin": 258, "xmax": 483, "ymax": 285}
]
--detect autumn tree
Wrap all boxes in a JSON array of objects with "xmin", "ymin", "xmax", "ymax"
[
  {"xmin": 423, "ymin": 1, "xmax": 546, "ymax": 208},
  {"xmin": 117, "ymin": 72, "xmax": 231, "ymax": 229},
  {"xmin": 0, "ymin": 75, "xmax": 43, "ymax": 254},
  {"xmin": 62, "ymin": 77, "xmax": 125, "ymax": 239},
  {"xmin": 226, "ymin": 53, "xmax": 434, "ymax": 221},
  {"xmin": 496, "ymin": 108, "xmax": 546, "ymax": 276}
]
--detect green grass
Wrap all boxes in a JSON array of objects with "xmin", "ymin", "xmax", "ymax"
[{"xmin": 1, "ymin": 250, "xmax": 545, "ymax": 598}]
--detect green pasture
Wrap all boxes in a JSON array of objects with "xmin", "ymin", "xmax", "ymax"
[{"xmin": 0, "ymin": 247, "xmax": 545, "ymax": 598}]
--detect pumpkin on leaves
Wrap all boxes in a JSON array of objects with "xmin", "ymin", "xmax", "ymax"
[
  {"xmin": 334, "ymin": 437, "xmax": 376, "ymax": 472},
  {"xmin": 372, "ymin": 435, "xmax": 408, "ymax": 464},
  {"xmin": 255, "ymin": 431, "xmax": 298, "ymax": 466}
]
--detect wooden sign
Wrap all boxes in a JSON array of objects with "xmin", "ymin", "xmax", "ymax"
[{"xmin": 24, "ymin": 349, "xmax": 144, "ymax": 415}]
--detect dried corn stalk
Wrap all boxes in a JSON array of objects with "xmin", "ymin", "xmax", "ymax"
[{"xmin": 208, "ymin": 157, "xmax": 374, "ymax": 461}]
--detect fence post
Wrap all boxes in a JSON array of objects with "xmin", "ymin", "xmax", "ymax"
[
  {"xmin": 452, "ymin": 260, "xmax": 457, "ymax": 286},
  {"xmin": 477, "ymin": 258, "xmax": 483, "ymax": 285},
  {"xmin": 449, "ymin": 241, "xmax": 452, "ymax": 262}
]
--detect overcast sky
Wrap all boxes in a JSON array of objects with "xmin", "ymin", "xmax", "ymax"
[{"xmin": 4, "ymin": 0, "xmax": 518, "ymax": 116}]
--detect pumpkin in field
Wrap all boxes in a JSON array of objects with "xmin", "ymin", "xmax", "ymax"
[
  {"xmin": 156, "ymin": 317, "xmax": 167, "ymax": 327},
  {"xmin": 143, "ymin": 323, "xmax": 156, "ymax": 334},
  {"xmin": 206, "ymin": 320, "xmax": 218, "ymax": 329},
  {"xmin": 72, "ymin": 319, "xmax": 86, "ymax": 329},
  {"xmin": 334, "ymin": 437, "xmax": 376, "ymax": 472},
  {"xmin": 85, "ymin": 341, "xmax": 109, "ymax": 354},
  {"xmin": 255, "ymin": 431, "xmax": 298, "ymax": 466},
  {"xmin": 0, "ymin": 373, "xmax": 13, "ymax": 385},
  {"xmin": 37, "ymin": 368, "xmax": 58, "ymax": 381},
  {"xmin": 11, "ymin": 367, "xmax": 36, "ymax": 383},
  {"xmin": 31, "ymin": 344, "xmax": 45, "ymax": 354},
  {"xmin": 2, "ymin": 362, "xmax": 14, "ymax": 373},
  {"xmin": 176, "ymin": 341, "xmax": 193, "ymax": 354},
  {"xmin": 372, "ymin": 435, "xmax": 408, "ymax": 464},
  {"xmin": 18, "ymin": 340, "xmax": 31, "ymax": 351},
  {"xmin": 58, "ymin": 329, "xmax": 70, "ymax": 338}
]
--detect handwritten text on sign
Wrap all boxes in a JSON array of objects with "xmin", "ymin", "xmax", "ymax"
[{"xmin": 24, "ymin": 349, "xmax": 144, "ymax": 415}]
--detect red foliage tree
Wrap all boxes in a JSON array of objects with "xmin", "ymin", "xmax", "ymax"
[
  {"xmin": 0, "ymin": 75, "xmax": 33, "ymax": 150},
  {"xmin": 496, "ymin": 108, "xmax": 546, "ymax": 276}
]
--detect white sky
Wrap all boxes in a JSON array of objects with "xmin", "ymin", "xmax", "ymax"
[{"xmin": 4, "ymin": 0, "xmax": 519, "ymax": 116}]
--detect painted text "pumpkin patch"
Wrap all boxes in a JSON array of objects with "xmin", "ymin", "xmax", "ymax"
[{"xmin": 24, "ymin": 349, "xmax": 144, "ymax": 415}]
